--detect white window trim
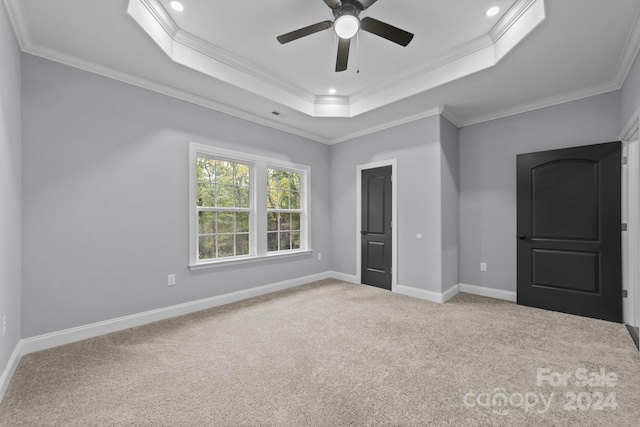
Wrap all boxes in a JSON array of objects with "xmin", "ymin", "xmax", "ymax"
[{"xmin": 188, "ymin": 143, "xmax": 311, "ymax": 269}]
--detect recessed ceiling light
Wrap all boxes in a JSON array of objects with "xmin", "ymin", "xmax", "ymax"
[
  {"xmin": 485, "ymin": 6, "xmax": 500, "ymax": 17},
  {"xmin": 170, "ymin": 1, "xmax": 184, "ymax": 12},
  {"xmin": 328, "ymin": 88, "xmax": 337, "ymax": 95}
]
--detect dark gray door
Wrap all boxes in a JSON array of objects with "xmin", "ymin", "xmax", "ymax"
[
  {"xmin": 361, "ymin": 166, "xmax": 392, "ymax": 290},
  {"xmin": 517, "ymin": 141, "xmax": 622, "ymax": 322}
]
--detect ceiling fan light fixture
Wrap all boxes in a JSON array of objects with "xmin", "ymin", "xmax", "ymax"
[{"xmin": 334, "ymin": 14, "xmax": 360, "ymax": 39}]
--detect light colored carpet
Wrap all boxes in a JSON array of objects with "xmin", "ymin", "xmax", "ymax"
[{"xmin": 1, "ymin": 279, "xmax": 639, "ymax": 426}]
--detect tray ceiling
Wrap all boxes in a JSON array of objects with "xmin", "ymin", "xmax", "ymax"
[{"xmin": 4, "ymin": 0, "xmax": 640, "ymax": 143}]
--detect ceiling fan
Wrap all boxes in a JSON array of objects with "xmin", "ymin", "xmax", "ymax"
[{"xmin": 276, "ymin": 0, "xmax": 414, "ymax": 72}]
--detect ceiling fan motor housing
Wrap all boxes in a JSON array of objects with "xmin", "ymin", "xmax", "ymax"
[{"xmin": 332, "ymin": 0, "xmax": 363, "ymax": 20}]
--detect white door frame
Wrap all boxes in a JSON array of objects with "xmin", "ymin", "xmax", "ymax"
[
  {"xmin": 623, "ymin": 140, "xmax": 635, "ymax": 326},
  {"xmin": 621, "ymin": 115, "xmax": 639, "ymax": 336},
  {"xmin": 356, "ymin": 159, "xmax": 398, "ymax": 292}
]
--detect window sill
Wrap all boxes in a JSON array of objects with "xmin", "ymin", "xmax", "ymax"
[{"xmin": 188, "ymin": 250, "xmax": 313, "ymax": 270}]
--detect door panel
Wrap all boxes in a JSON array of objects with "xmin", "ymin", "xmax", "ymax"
[
  {"xmin": 517, "ymin": 142, "xmax": 622, "ymax": 322},
  {"xmin": 361, "ymin": 166, "xmax": 392, "ymax": 290},
  {"xmin": 367, "ymin": 176, "xmax": 386, "ymax": 234},
  {"xmin": 532, "ymin": 160, "xmax": 599, "ymax": 240},
  {"xmin": 532, "ymin": 250, "xmax": 598, "ymax": 293},
  {"xmin": 366, "ymin": 241, "xmax": 386, "ymax": 272}
]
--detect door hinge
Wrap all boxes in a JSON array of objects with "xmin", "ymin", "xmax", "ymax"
[
  {"xmin": 390, "ymin": 174, "xmax": 393, "ymax": 182},
  {"xmin": 622, "ymin": 223, "xmax": 628, "ymax": 232},
  {"xmin": 390, "ymin": 221, "xmax": 393, "ymax": 229},
  {"xmin": 623, "ymin": 156, "xmax": 628, "ymax": 165},
  {"xmin": 622, "ymin": 290, "xmax": 628, "ymax": 298}
]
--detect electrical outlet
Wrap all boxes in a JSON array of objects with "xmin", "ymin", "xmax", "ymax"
[
  {"xmin": 2, "ymin": 316, "xmax": 6, "ymax": 338},
  {"xmin": 317, "ymin": 253, "xmax": 322, "ymax": 261},
  {"xmin": 168, "ymin": 274, "xmax": 176, "ymax": 286},
  {"xmin": 480, "ymin": 262, "xmax": 487, "ymax": 272}
]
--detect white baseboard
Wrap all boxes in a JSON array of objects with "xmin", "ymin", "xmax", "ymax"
[
  {"xmin": 458, "ymin": 283, "xmax": 517, "ymax": 302},
  {"xmin": 396, "ymin": 284, "xmax": 459, "ymax": 304},
  {"xmin": 330, "ymin": 271, "xmax": 359, "ymax": 284},
  {"xmin": 0, "ymin": 341, "xmax": 23, "ymax": 403},
  {"xmin": 442, "ymin": 284, "xmax": 460, "ymax": 302},
  {"xmin": 21, "ymin": 271, "xmax": 331, "ymax": 356}
]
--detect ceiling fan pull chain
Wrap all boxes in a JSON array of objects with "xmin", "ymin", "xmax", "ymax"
[{"xmin": 356, "ymin": 32, "xmax": 360, "ymax": 74}]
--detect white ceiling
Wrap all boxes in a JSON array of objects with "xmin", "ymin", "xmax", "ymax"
[{"xmin": 4, "ymin": 0, "xmax": 640, "ymax": 144}]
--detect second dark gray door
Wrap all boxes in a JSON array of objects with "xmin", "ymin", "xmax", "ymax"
[{"xmin": 361, "ymin": 166, "xmax": 392, "ymax": 290}]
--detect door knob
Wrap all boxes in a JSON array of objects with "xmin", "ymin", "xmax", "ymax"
[
  {"xmin": 361, "ymin": 230, "xmax": 368, "ymax": 235},
  {"xmin": 518, "ymin": 234, "xmax": 527, "ymax": 240}
]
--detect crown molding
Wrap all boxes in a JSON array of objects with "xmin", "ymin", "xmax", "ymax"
[
  {"xmin": 620, "ymin": 107, "xmax": 640, "ymax": 142},
  {"xmin": 440, "ymin": 106, "xmax": 463, "ymax": 128},
  {"xmin": 490, "ymin": 0, "xmax": 539, "ymax": 42},
  {"xmin": 2, "ymin": 0, "xmax": 30, "ymax": 49},
  {"xmin": 613, "ymin": 4, "xmax": 640, "ymax": 88},
  {"xmin": 459, "ymin": 80, "xmax": 621, "ymax": 127},
  {"xmin": 328, "ymin": 106, "xmax": 446, "ymax": 145}
]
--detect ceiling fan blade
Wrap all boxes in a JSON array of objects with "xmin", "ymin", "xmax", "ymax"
[
  {"xmin": 358, "ymin": 0, "xmax": 378, "ymax": 10},
  {"xmin": 323, "ymin": 0, "xmax": 342, "ymax": 8},
  {"xmin": 335, "ymin": 37, "xmax": 351, "ymax": 72},
  {"xmin": 277, "ymin": 21, "xmax": 333, "ymax": 44},
  {"xmin": 360, "ymin": 17, "xmax": 414, "ymax": 47}
]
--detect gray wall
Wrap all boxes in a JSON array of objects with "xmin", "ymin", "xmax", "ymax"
[
  {"xmin": 458, "ymin": 91, "xmax": 622, "ymax": 292},
  {"xmin": 21, "ymin": 55, "xmax": 331, "ymax": 338},
  {"xmin": 621, "ymin": 52, "xmax": 640, "ymax": 132},
  {"xmin": 440, "ymin": 116, "xmax": 459, "ymax": 292},
  {"xmin": 330, "ymin": 116, "xmax": 446, "ymax": 292},
  {"xmin": 0, "ymin": 2, "xmax": 21, "ymax": 378}
]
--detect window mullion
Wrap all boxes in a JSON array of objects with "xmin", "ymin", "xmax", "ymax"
[{"xmin": 254, "ymin": 162, "xmax": 268, "ymax": 257}]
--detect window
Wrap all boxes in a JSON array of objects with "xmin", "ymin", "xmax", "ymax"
[
  {"xmin": 196, "ymin": 157, "xmax": 251, "ymax": 261},
  {"xmin": 189, "ymin": 144, "xmax": 310, "ymax": 268},
  {"xmin": 267, "ymin": 169, "xmax": 302, "ymax": 252}
]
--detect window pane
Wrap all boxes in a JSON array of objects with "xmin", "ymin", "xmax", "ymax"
[
  {"xmin": 290, "ymin": 173, "xmax": 300, "ymax": 191},
  {"xmin": 235, "ymin": 187, "xmax": 249, "ymax": 208},
  {"xmin": 280, "ymin": 213, "xmax": 291, "ymax": 231},
  {"xmin": 280, "ymin": 190, "xmax": 291, "ymax": 209},
  {"xmin": 198, "ymin": 211, "xmax": 216, "ymax": 234},
  {"xmin": 267, "ymin": 169, "xmax": 277, "ymax": 189},
  {"xmin": 279, "ymin": 232, "xmax": 291, "ymax": 251},
  {"xmin": 197, "ymin": 158, "xmax": 217, "ymax": 183},
  {"xmin": 290, "ymin": 191, "xmax": 300, "ymax": 209},
  {"xmin": 216, "ymin": 184, "xmax": 234, "ymax": 207},
  {"xmin": 237, "ymin": 212, "xmax": 249, "ymax": 233},
  {"xmin": 267, "ymin": 232, "xmax": 279, "ymax": 252},
  {"xmin": 236, "ymin": 234, "xmax": 249, "ymax": 256},
  {"xmin": 291, "ymin": 213, "xmax": 300, "ymax": 231},
  {"xmin": 218, "ymin": 234, "xmax": 234, "ymax": 258},
  {"xmin": 199, "ymin": 235, "xmax": 216, "ymax": 260},
  {"xmin": 217, "ymin": 161, "xmax": 234, "ymax": 184},
  {"xmin": 217, "ymin": 212, "xmax": 234, "ymax": 233},
  {"xmin": 267, "ymin": 189, "xmax": 278, "ymax": 209},
  {"xmin": 291, "ymin": 231, "xmax": 301, "ymax": 250},
  {"xmin": 267, "ymin": 212, "xmax": 278, "ymax": 231},
  {"xmin": 235, "ymin": 164, "xmax": 250, "ymax": 187},
  {"xmin": 197, "ymin": 183, "xmax": 215, "ymax": 207}
]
